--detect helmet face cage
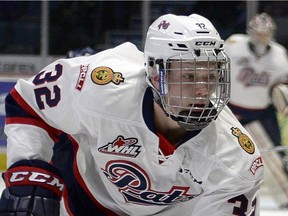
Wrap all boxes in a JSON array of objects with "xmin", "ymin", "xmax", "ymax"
[
  {"xmin": 158, "ymin": 50, "xmax": 230, "ymax": 131},
  {"xmin": 144, "ymin": 14, "xmax": 231, "ymax": 130}
]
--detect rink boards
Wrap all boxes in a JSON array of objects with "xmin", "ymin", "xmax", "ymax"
[{"xmin": 0, "ymin": 77, "xmax": 21, "ymax": 171}]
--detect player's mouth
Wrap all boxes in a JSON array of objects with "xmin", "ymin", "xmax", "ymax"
[
  {"xmin": 178, "ymin": 103, "xmax": 217, "ymax": 119},
  {"xmin": 192, "ymin": 103, "xmax": 207, "ymax": 112}
]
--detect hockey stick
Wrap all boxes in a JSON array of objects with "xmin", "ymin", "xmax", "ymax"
[
  {"xmin": 245, "ymin": 121, "xmax": 288, "ymax": 207},
  {"xmin": 260, "ymin": 145, "xmax": 288, "ymax": 153}
]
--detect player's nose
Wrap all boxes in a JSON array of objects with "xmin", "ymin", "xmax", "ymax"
[{"xmin": 195, "ymin": 83, "xmax": 209, "ymax": 96}]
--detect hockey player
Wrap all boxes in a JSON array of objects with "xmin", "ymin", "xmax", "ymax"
[
  {"xmin": 225, "ymin": 13, "xmax": 288, "ymax": 173},
  {"xmin": 0, "ymin": 14, "xmax": 263, "ymax": 215}
]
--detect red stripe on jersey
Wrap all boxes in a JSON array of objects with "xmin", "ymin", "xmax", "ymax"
[
  {"xmin": 7, "ymin": 88, "xmax": 62, "ymax": 142},
  {"xmin": 67, "ymin": 135, "xmax": 119, "ymax": 216},
  {"xmin": 6, "ymin": 117, "xmax": 60, "ymax": 142},
  {"xmin": 157, "ymin": 132, "xmax": 176, "ymax": 156}
]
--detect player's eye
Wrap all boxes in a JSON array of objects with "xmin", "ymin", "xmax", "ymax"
[
  {"xmin": 182, "ymin": 74, "xmax": 195, "ymax": 81},
  {"xmin": 209, "ymin": 74, "xmax": 217, "ymax": 82}
]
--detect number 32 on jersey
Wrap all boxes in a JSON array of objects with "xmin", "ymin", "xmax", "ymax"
[{"xmin": 32, "ymin": 64, "xmax": 63, "ymax": 110}]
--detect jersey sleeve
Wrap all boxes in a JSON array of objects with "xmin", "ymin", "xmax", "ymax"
[
  {"xmin": 4, "ymin": 58, "xmax": 83, "ymax": 167},
  {"xmin": 187, "ymin": 170, "xmax": 262, "ymax": 216},
  {"xmin": 273, "ymin": 43, "xmax": 288, "ymax": 83},
  {"xmin": 187, "ymin": 106, "xmax": 264, "ymax": 216}
]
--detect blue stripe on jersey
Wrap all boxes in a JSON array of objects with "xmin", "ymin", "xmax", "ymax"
[
  {"xmin": 5, "ymin": 93, "xmax": 36, "ymax": 119},
  {"xmin": 52, "ymin": 133, "xmax": 116, "ymax": 216}
]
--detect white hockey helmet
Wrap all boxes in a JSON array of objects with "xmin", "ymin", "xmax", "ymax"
[
  {"xmin": 144, "ymin": 14, "xmax": 230, "ymax": 131},
  {"xmin": 247, "ymin": 13, "xmax": 276, "ymax": 56}
]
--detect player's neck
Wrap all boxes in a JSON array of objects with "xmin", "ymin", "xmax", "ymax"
[
  {"xmin": 248, "ymin": 41, "xmax": 270, "ymax": 58},
  {"xmin": 153, "ymin": 101, "xmax": 187, "ymax": 146}
]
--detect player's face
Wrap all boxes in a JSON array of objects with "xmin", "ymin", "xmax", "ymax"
[
  {"xmin": 251, "ymin": 31, "xmax": 272, "ymax": 45},
  {"xmin": 166, "ymin": 61, "xmax": 218, "ymax": 115}
]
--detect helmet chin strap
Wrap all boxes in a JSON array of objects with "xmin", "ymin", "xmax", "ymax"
[{"xmin": 151, "ymin": 87, "xmax": 166, "ymax": 113}]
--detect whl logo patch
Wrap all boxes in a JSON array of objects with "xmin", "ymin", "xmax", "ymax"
[{"xmin": 98, "ymin": 135, "xmax": 141, "ymax": 158}]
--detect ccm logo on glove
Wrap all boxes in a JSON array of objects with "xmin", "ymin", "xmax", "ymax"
[{"xmin": 3, "ymin": 166, "xmax": 64, "ymax": 197}]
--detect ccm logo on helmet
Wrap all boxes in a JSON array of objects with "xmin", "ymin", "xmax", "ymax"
[{"xmin": 195, "ymin": 41, "xmax": 217, "ymax": 46}]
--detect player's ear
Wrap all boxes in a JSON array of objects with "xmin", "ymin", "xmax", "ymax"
[{"xmin": 150, "ymin": 74, "xmax": 160, "ymax": 91}]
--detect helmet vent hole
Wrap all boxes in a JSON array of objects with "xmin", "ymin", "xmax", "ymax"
[
  {"xmin": 174, "ymin": 32, "xmax": 183, "ymax": 35},
  {"xmin": 177, "ymin": 44, "xmax": 187, "ymax": 48},
  {"xmin": 171, "ymin": 43, "xmax": 188, "ymax": 51},
  {"xmin": 196, "ymin": 31, "xmax": 210, "ymax": 34}
]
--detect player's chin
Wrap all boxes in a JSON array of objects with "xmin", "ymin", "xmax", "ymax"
[
  {"xmin": 180, "ymin": 104, "xmax": 206, "ymax": 113},
  {"xmin": 179, "ymin": 103, "xmax": 213, "ymax": 115}
]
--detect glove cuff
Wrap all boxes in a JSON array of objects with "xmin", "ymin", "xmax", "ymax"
[{"xmin": 3, "ymin": 163, "xmax": 64, "ymax": 198}]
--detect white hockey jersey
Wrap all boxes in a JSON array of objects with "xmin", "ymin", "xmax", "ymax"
[
  {"xmin": 4, "ymin": 42, "xmax": 264, "ymax": 215},
  {"xmin": 224, "ymin": 34, "xmax": 288, "ymax": 109}
]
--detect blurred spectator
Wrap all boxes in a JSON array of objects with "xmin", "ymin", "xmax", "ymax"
[{"xmin": 66, "ymin": 46, "xmax": 96, "ymax": 58}]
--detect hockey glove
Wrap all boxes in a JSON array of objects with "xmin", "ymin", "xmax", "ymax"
[{"xmin": 0, "ymin": 159, "xmax": 64, "ymax": 216}]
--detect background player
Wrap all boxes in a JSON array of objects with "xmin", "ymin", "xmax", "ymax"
[
  {"xmin": 0, "ymin": 14, "xmax": 263, "ymax": 215},
  {"xmin": 225, "ymin": 12, "xmax": 288, "ymax": 174}
]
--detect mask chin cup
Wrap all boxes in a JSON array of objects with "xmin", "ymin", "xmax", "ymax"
[
  {"xmin": 177, "ymin": 120, "xmax": 211, "ymax": 131},
  {"xmin": 172, "ymin": 107, "xmax": 218, "ymax": 131}
]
